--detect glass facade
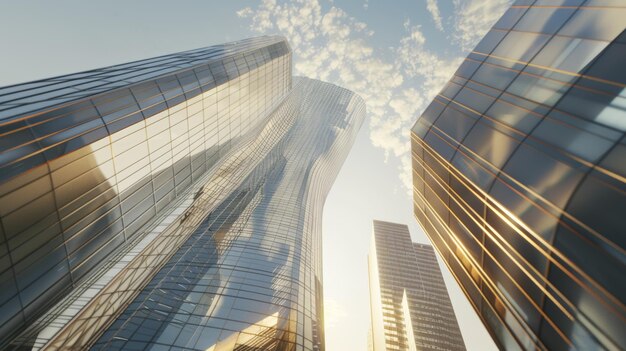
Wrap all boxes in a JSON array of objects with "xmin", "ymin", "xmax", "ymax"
[
  {"xmin": 411, "ymin": 2, "xmax": 625, "ymax": 350},
  {"xmin": 368, "ymin": 220, "xmax": 466, "ymax": 351},
  {"xmin": 0, "ymin": 36, "xmax": 365, "ymax": 351}
]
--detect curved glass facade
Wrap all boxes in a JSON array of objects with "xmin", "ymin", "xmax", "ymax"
[
  {"xmin": 0, "ymin": 36, "xmax": 365, "ymax": 351},
  {"xmin": 411, "ymin": 2, "xmax": 625, "ymax": 350}
]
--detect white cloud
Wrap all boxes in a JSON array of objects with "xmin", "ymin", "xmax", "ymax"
[
  {"xmin": 397, "ymin": 22, "xmax": 463, "ymax": 103},
  {"xmin": 236, "ymin": 7, "xmax": 253, "ymax": 18},
  {"xmin": 238, "ymin": 0, "xmax": 509, "ymax": 193},
  {"xmin": 426, "ymin": 0, "xmax": 444, "ymax": 31},
  {"xmin": 452, "ymin": 0, "xmax": 512, "ymax": 52}
]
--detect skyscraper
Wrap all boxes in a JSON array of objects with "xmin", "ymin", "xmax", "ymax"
[
  {"xmin": 0, "ymin": 36, "xmax": 365, "ymax": 350},
  {"xmin": 368, "ymin": 220, "xmax": 466, "ymax": 351},
  {"xmin": 411, "ymin": 3, "xmax": 625, "ymax": 351}
]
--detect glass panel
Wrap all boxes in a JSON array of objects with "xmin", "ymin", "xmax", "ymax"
[
  {"xmin": 434, "ymin": 106, "xmax": 478, "ymax": 144},
  {"xmin": 0, "ymin": 175, "xmax": 52, "ymax": 217},
  {"xmin": 464, "ymin": 120, "xmax": 521, "ymax": 169},
  {"xmin": 417, "ymin": 100, "xmax": 446, "ymax": 127},
  {"xmin": 454, "ymin": 87, "xmax": 496, "ymax": 114},
  {"xmin": 490, "ymin": 176, "xmax": 560, "ymax": 244},
  {"xmin": 531, "ymin": 36, "xmax": 607, "ymax": 75},
  {"xmin": 501, "ymin": 143, "xmax": 587, "ymax": 209},
  {"xmin": 546, "ymin": 263, "xmax": 622, "ymax": 350},
  {"xmin": 489, "ymin": 31, "xmax": 551, "ymax": 67},
  {"xmin": 454, "ymin": 59, "xmax": 481, "ymax": 79},
  {"xmin": 131, "ymin": 81, "xmax": 167, "ymax": 118},
  {"xmin": 93, "ymin": 89, "xmax": 143, "ymax": 133},
  {"xmin": 472, "ymin": 64, "xmax": 519, "ymax": 91},
  {"xmin": 485, "ymin": 97, "xmax": 543, "ymax": 134},
  {"xmin": 506, "ymin": 73, "xmax": 571, "ymax": 106},
  {"xmin": 156, "ymin": 75, "xmax": 185, "ymax": 108},
  {"xmin": 584, "ymin": 42, "xmax": 626, "ymax": 85},
  {"xmin": 599, "ymin": 140, "xmax": 626, "ymax": 175},
  {"xmin": 440, "ymin": 81, "xmax": 463, "ymax": 99},
  {"xmin": 483, "ymin": 232, "xmax": 543, "ymax": 329},
  {"xmin": 451, "ymin": 150, "xmax": 496, "ymax": 190},
  {"xmin": 194, "ymin": 66, "xmax": 216, "ymax": 92},
  {"xmin": 494, "ymin": 8, "xmax": 527, "ymax": 31},
  {"xmin": 558, "ymin": 8, "xmax": 626, "ymax": 42},
  {"xmin": 481, "ymin": 287, "xmax": 524, "ymax": 351},
  {"xmin": 424, "ymin": 130, "xmax": 457, "ymax": 161},
  {"xmin": 555, "ymin": 83, "xmax": 626, "ymax": 132},
  {"xmin": 473, "ymin": 30, "xmax": 508, "ymax": 56},
  {"xmin": 412, "ymin": 118, "xmax": 432, "ymax": 139},
  {"xmin": 530, "ymin": 110, "xmax": 616, "ymax": 162},
  {"xmin": 513, "ymin": 7, "xmax": 576, "ymax": 35},
  {"xmin": 42, "ymin": 122, "xmax": 109, "ymax": 161},
  {"xmin": 564, "ymin": 171, "xmax": 626, "ymax": 255}
]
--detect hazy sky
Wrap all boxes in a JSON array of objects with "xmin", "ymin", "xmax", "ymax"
[{"xmin": 0, "ymin": 1, "xmax": 511, "ymax": 349}]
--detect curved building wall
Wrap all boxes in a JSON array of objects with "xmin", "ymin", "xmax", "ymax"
[
  {"xmin": 76, "ymin": 77, "xmax": 363, "ymax": 351},
  {"xmin": 0, "ymin": 36, "xmax": 292, "ymax": 346},
  {"xmin": 411, "ymin": 2, "xmax": 625, "ymax": 351}
]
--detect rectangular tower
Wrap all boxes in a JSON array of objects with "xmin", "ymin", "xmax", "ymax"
[
  {"xmin": 368, "ymin": 220, "xmax": 466, "ymax": 351},
  {"xmin": 411, "ymin": 2, "xmax": 626, "ymax": 350},
  {"xmin": 0, "ymin": 37, "xmax": 365, "ymax": 351}
]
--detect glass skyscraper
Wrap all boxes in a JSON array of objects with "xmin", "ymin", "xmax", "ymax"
[
  {"xmin": 411, "ymin": 2, "xmax": 625, "ymax": 351},
  {"xmin": 0, "ymin": 36, "xmax": 365, "ymax": 350},
  {"xmin": 368, "ymin": 220, "xmax": 466, "ymax": 351}
]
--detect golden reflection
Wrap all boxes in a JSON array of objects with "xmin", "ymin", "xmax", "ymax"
[
  {"xmin": 412, "ymin": 190, "xmax": 559, "ymax": 349},
  {"xmin": 412, "ymin": 133, "xmax": 625, "ymax": 316},
  {"xmin": 414, "ymin": 122, "xmax": 625, "ymax": 263},
  {"xmin": 413, "ymin": 158, "xmax": 575, "ymax": 321}
]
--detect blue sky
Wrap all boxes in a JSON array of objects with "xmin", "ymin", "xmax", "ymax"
[{"xmin": 0, "ymin": 0, "xmax": 512, "ymax": 349}]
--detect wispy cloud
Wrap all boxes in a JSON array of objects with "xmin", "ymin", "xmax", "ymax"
[
  {"xmin": 426, "ymin": 0, "xmax": 444, "ymax": 31},
  {"xmin": 452, "ymin": 0, "xmax": 512, "ymax": 51},
  {"xmin": 397, "ymin": 20, "xmax": 463, "ymax": 103},
  {"xmin": 238, "ymin": 0, "xmax": 508, "ymax": 193}
]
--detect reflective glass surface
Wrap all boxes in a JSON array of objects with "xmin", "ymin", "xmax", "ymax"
[
  {"xmin": 411, "ymin": 2, "xmax": 625, "ymax": 350},
  {"xmin": 0, "ymin": 37, "xmax": 365, "ymax": 351}
]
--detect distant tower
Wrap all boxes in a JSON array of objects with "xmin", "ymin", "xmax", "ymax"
[
  {"xmin": 411, "ymin": 2, "xmax": 626, "ymax": 350},
  {"xmin": 368, "ymin": 220, "xmax": 466, "ymax": 351}
]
